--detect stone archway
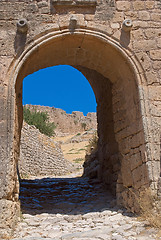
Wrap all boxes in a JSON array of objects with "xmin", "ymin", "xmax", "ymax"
[{"xmin": 1, "ymin": 28, "xmax": 158, "ymax": 237}]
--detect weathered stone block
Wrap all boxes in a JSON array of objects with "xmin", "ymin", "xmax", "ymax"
[
  {"xmin": 121, "ymin": 158, "xmax": 133, "ymax": 187},
  {"xmin": 131, "ymin": 29, "xmax": 144, "ymax": 40},
  {"xmin": 132, "ymin": 166, "xmax": 142, "ymax": 183},
  {"xmin": 133, "ymin": 20, "xmax": 149, "ymax": 30},
  {"xmin": 133, "ymin": 39, "xmax": 156, "ymax": 51},
  {"xmin": 124, "ymin": 10, "xmax": 138, "ymax": 19},
  {"xmin": 138, "ymin": 11, "xmax": 150, "ymax": 20},
  {"xmin": 148, "ymin": 86, "xmax": 161, "ymax": 100},
  {"xmin": 110, "ymin": 22, "xmax": 120, "ymax": 29},
  {"xmin": 116, "ymin": 1, "xmax": 131, "ymax": 11},
  {"xmin": 136, "ymin": 52, "xmax": 151, "ymax": 71},
  {"xmin": 130, "ymin": 152, "xmax": 142, "ymax": 171},
  {"xmin": 113, "ymin": 11, "xmax": 124, "ymax": 22},
  {"xmin": 130, "ymin": 132, "xmax": 144, "ymax": 149},
  {"xmin": 150, "ymin": 49, "xmax": 161, "ymax": 60},
  {"xmin": 145, "ymin": 1, "xmax": 155, "ymax": 9},
  {"xmin": 153, "ymin": 61, "xmax": 161, "ymax": 70},
  {"xmin": 133, "ymin": 1, "xmax": 145, "ymax": 10},
  {"xmin": 151, "ymin": 12, "xmax": 161, "ymax": 21},
  {"xmin": 144, "ymin": 28, "xmax": 160, "ymax": 39},
  {"xmin": 146, "ymin": 70, "xmax": 159, "ymax": 85}
]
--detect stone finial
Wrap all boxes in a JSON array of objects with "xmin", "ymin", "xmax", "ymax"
[
  {"xmin": 69, "ymin": 15, "xmax": 77, "ymax": 30},
  {"xmin": 122, "ymin": 19, "xmax": 133, "ymax": 32},
  {"xmin": 17, "ymin": 19, "xmax": 28, "ymax": 34}
]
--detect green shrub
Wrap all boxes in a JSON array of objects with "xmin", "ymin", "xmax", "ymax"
[{"xmin": 23, "ymin": 106, "xmax": 56, "ymax": 137}]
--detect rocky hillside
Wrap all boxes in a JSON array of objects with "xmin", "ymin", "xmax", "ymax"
[{"xmin": 25, "ymin": 104, "xmax": 97, "ymax": 135}]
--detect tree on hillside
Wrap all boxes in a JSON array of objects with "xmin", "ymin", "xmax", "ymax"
[{"xmin": 23, "ymin": 106, "xmax": 56, "ymax": 137}]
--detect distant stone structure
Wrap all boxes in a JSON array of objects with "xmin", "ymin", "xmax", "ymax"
[
  {"xmin": 19, "ymin": 122, "xmax": 76, "ymax": 177},
  {"xmin": 0, "ymin": 0, "xmax": 161, "ymax": 237}
]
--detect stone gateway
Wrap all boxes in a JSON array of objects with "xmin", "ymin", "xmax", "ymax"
[{"xmin": 0, "ymin": 0, "xmax": 161, "ymax": 237}]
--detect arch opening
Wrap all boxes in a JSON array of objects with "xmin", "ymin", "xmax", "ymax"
[
  {"xmin": 11, "ymin": 30, "xmax": 150, "ymax": 216},
  {"xmin": 19, "ymin": 65, "xmax": 106, "ymax": 215},
  {"xmin": 20, "ymin": 65, "xmax": 98, "ymax": 178},
  {"xmin": 18, "ymin": 63, "xmax": 122, "ymax": 194}
]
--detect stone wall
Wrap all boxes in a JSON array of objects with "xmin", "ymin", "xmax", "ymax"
[
  {"xmin": 0, "ymin": 0, "xmax": 161, "ymax": 237},
  {"xmin": 78, "ymin": 67, "xmax": 120, "ymax": 195},
  {"xmin": 19, "ymin": 122, "xmax": 76, "ymax": 177},
  {"xmin": 25, "ymin": 104, "xmax": 97, "ymax": 135}
]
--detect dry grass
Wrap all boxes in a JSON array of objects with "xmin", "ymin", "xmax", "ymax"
[
  {"xmin": 136, "ymin": 188, "xmax": 161, "ymax": 230},
  {"xmin": 60, "ymin": 137, "xmax": 88, "ymax": 162},
  {"xmin": 73, "ymin": 158, "xmax": 84, "ymax": 164}
]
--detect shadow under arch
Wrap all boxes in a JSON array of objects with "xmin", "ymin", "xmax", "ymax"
[{"xmin": 7, "ymin": 27, "xmax": 156, "ymax": 213}]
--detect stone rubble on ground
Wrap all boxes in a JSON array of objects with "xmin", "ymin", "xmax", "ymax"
[{"xmin": 11, "ymin": 173, "xmax": 160, "ymax": 240}]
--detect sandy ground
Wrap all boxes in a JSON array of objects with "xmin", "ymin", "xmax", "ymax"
[{"xmin": 54, "ymin": 132, "xmax": 92, "ymax": 164}]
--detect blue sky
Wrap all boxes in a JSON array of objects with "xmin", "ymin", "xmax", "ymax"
[{"xmin": 23, "ymin": 65, "xmax": 97, "ymax": 116}]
